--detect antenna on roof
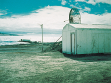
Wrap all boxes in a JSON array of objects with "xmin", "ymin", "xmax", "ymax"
[{"xmin": 69, "ymin": 7, "xmax": 81, "ymax": 24}]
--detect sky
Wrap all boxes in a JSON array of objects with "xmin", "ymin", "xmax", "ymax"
[{"xmin": 0, "ymin": 0, "xmax": 111, "ymax": 35}]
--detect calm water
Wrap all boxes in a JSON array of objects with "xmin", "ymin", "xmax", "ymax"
[{"xmin": 0, "ymin": 34, "xmax": 62, "ymax": 46}]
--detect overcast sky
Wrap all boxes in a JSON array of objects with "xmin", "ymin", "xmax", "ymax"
[{"xmin": 0, "ymin": 0, "xmax": 111, "ymax": 34}]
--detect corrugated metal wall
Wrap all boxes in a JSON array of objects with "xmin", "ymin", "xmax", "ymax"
[
  {"xmin": 62, "ymin": 24, "xmax": 111, "ymax": 55},
  {"xmin": 62, "ymin": 31, "xmax": 67, "ymax": 53},
  {"xmin": 77, "ymin": 29, "xmax": 111, "ymax": 54}
]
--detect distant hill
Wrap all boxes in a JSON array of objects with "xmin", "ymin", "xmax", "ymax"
[{"xmin": 0, "ymin": 32, "xmax": 19, "ymax": 36}]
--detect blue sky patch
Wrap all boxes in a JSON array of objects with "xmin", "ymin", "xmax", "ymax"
[{"xmin": 0, "ymin": 0, "xmax": 111, "ymax": 17}]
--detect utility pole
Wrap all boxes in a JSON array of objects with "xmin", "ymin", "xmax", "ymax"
[{"xmin": 40, "ymin": 24, "xmax": 43, "ymax": 52}]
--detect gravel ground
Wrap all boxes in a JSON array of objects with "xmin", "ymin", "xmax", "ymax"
[{"xmin": 0, "ymin": 44, "xmax": 111, "ymax": 83}]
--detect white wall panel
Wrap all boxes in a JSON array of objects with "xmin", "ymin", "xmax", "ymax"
[
  {"xmin": 91, "ymin": 33, "xmax": 99, "ymax": 53},
  {"xmin": 86, "ymin": 30, "xmax": 92, "ymax": 54},
  {"xmin": 71, "ymin": 34, "xmax": 75, "ymax": 54},
  {"xmin": 98, "ymin": 34, "xmax": 105, "ymax": 53},
  {"xmin": 62, "ymin": 31, "xmax": 67, "ymax": 53},
  {"xmin": 77, "ymin": 30, "xmax": 87, "ymax": 54},
  {"xmin": 109, "ymin": 34, "xmax": 111, "ymax": 53},
  {"xmin": 77, "ymin": 30, "xmax": 82, "ymax": 54},
  {"xmin": 104, "ymin": 34, "xmax": 110, "ymax": 53}
]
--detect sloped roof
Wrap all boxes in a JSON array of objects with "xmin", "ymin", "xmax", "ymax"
[{"xmin": 69, "ymin": 24, "xmax": 111, "ymax": 29}]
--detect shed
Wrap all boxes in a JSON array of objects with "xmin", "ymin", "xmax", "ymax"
[{"xmin": 62, "ymin": 24, "xmax": 111, "ymax": 55}]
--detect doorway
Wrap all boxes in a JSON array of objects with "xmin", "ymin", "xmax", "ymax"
[{"xmin": 71, "ymin": 33, "xmax": 75, "ymax": 54}]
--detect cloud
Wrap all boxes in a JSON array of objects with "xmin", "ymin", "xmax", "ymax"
[
  {"xmin": 75, "ymin": 0, "xmax": 111, "ymax": 5},
  {"xmin": 69, "ymin": 0, "xmax": 71, "ymax": 2},
  {"xmin": 0, "ymin": 10, "xmax": 7, "ymax": 16},
  {"xmin": 0, "ymin": 6, "xmax": 111, "ymax": 33},
  {"xmin": 75, "ymin": 0, "xmax": 96, "ymax": 5},
  {"xmin": 70, "ymin": 4, "xmax": 75, "ymax": 7},
  {"xmin": 0, "ymin": 13, "xmax": 4, "ymax": 15},
  {"xmin": 0, "ymin": 6, "xmax": 70, "ymax": 32},
  {"xmin": 61, "ymin": 0, "xmax": 67, "ymax": 5},
  {"xmin": 75, "ymin": 0, "xmax": 85, "ymax": 2},
  {"xmin": 83, "ymin": 7, "xmax": 91, "ymax": 11},
  {"xmin": 81, "ymin": 12, "xmax": 111, "ymax": 25},
  {"xmin": 87, "ymin": 0, "xmax": 96, "ymax": 5},
  {"xmin": 95, "ymin": 0, "xmax": 111, "ymax": 4}
]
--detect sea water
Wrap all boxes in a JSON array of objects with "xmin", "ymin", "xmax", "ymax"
[{"xmin": 0, "ymin": 34, "xmax": 62, "ymax": 46}]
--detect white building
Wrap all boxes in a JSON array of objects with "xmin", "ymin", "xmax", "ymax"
[{"xmin": 62, "ymin": 24, "xmax": 111, "ymax": 55}]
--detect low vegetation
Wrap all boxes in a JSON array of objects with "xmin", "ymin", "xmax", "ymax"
[{"xmin": 0, "ymin": 44, "xmax": 111, "ymax": 83}]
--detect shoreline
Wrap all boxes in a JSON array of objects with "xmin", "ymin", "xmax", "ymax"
[{"xmin": 0, "ymin": 42, "xmax": 55, "ymax": 53}]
